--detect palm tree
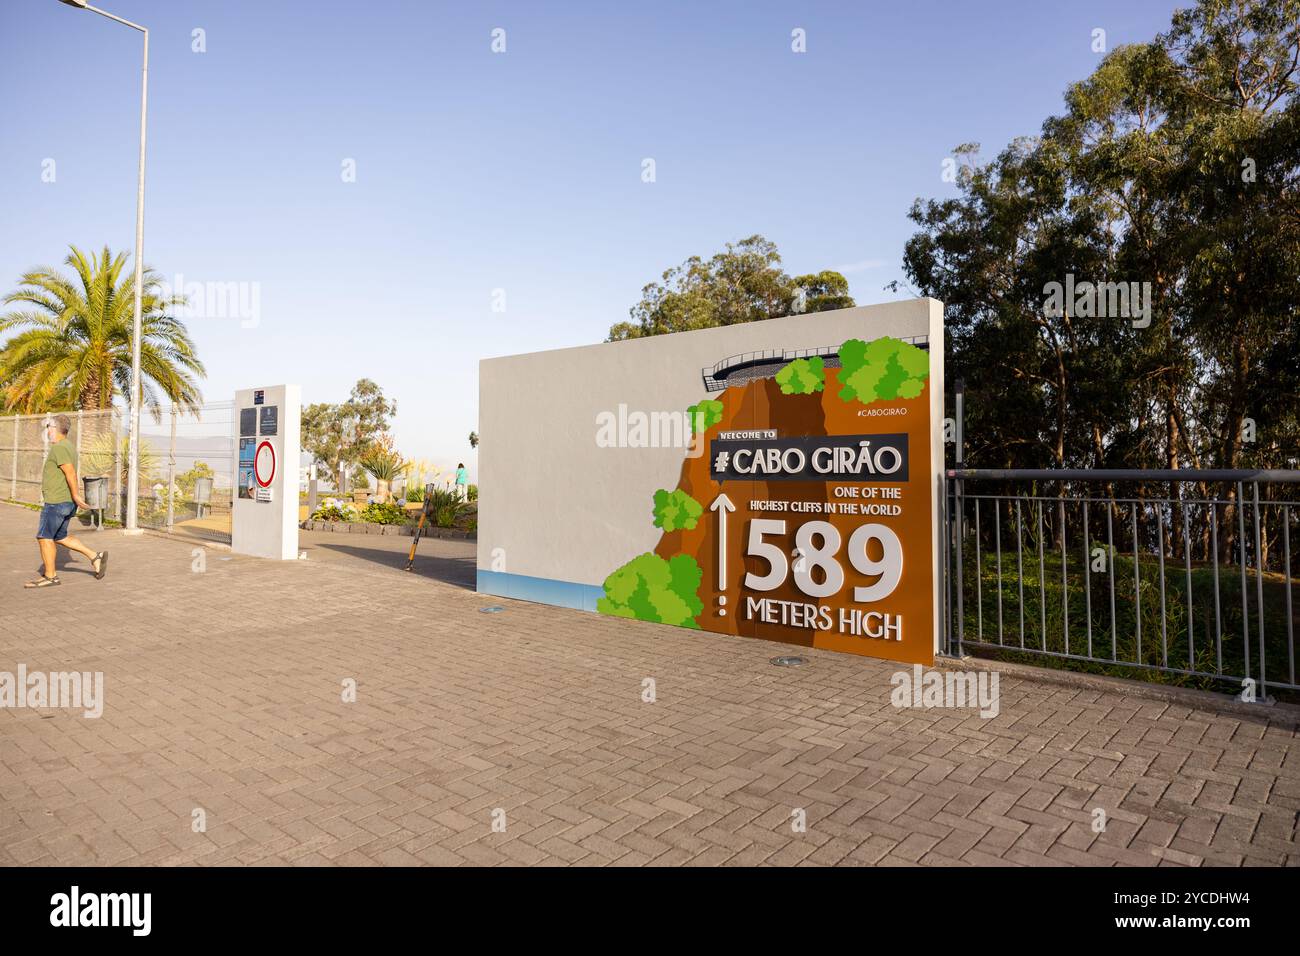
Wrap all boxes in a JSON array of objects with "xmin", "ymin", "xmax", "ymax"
[
  {"xmin": 358, "ymin": 436, "xmax": 405, "ymax": 503},
  {"xmin": 0, "ymin": 245, "xmax": 204, "ymax": 416},
  {"xmin": 81, "ymin": 431, "xmax": 160, "ymax": 485}
]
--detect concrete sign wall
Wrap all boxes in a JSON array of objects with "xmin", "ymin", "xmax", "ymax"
[
  {"xmin": 232, "ymin": 384, "xmax": 301, "ymax": 560},
  {"xmin": 478, "ymin": 299, "xmax": 944, "ymax": 663}
]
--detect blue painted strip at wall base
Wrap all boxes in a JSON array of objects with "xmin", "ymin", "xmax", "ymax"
[{"xmin": 477, "ymin": 569, "xmax": 604, "ymax": 613}]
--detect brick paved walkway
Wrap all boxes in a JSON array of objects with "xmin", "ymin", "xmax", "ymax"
[{"xmin": 0, "ymin": 503, "xmax": 1296, "ymax": 866}]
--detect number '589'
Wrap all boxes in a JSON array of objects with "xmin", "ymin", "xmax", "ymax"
[{"xmin": 743, "ymin": 520, "xmax": 903, "ymax": 602}]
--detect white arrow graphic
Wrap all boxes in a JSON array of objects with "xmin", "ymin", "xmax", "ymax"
[{"xmin": 710, "ymin": 493, "xmax": 735, "ymax": 589}]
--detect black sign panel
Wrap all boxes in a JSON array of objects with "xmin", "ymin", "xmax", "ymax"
[
  {"xmin": 259, "ymin": 405, "xmax": 278, "ymax": 436},
  {"xmin": 239, "ymin": 407, "xmax": 257, "ymax": 437},
  {"xmin": 254, "ymin": 390, "xmax": 265, "ymax": 405},
  {"xmin": 709, "ymin": 433, "xmax": 909, "ymax": 483}
]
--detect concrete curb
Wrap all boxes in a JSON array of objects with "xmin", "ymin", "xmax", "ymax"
[
  {"xmin": 300, "ymin": 518, "xmax": 476, "ymax": 541},
  {"xmin": 933, "ymin": 653, "xmax": 1300, "ymax": 725},
  {"xmin": 138, "ymin": 526, "xmax": 233, "ymax": 552}
]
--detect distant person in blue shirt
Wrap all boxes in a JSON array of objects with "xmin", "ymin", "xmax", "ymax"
[{"xmin": 455, "ymin": 463, "xmax": 468, "ymax": 502}]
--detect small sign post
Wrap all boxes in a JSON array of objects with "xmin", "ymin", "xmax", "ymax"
[{"xmin": 232, "ymin": 384, "xmax": 300, "ymax": 559}]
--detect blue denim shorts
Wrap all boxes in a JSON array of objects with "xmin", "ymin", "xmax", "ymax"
[{"xmin": 37, "ymin": 501, "xmax": 78, "ymax": 541}]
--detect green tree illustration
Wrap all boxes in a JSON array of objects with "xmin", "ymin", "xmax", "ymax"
[
  {"xmin": 837, "ymin": 337, "xmax": 929, "ymax": 403},
  {"xmin": 598, "ymin": 552, "xmax": 703, "ymax": 628},
  {"xmin": 686, "ymin": 399, "xmax": 724, "ymax": 434},
  {"xmin": 652, "ymin": 488, "xmax": 703, "ymax": 531},
  {"xmin": 775, "ymin": 355, "xmax": 825, "ymax": 394}
]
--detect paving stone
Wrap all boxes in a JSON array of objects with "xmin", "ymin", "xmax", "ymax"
[{"xmin": 0, "ymin": 504, "xmax": 1295, "ymax": 867}]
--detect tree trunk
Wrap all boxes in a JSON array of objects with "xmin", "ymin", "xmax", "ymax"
[
  {"xmin": 1167, "ymin": 395, "xmax": 1180, "ymax": 559},
  {"xmin": 79, "ymin": 371, "xmax": 101, "ymax": 412}
]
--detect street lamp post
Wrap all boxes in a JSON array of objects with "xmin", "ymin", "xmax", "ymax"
[{"xmin": 57, "ymin": 0, "xmax": 147, "ymax": 533}]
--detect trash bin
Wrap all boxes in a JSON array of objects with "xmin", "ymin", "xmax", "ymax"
[
  {"xmin": 82, "ymin": 476, "xmax": 107, "ymax": 509},
  {"xmin": 82, "ymin": 476, "xmax": 107, "ymax": 530},
  {"xmin": 194, "ymin": 476, "xmax": 213, "ymax": 517},
  {"xmin": 193, "ymin": 477, "xmax": 213, "ymax": 504}
]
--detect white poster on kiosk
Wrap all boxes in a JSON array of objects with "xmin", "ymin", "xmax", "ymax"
[{"xmin": 232, "ymin": 384, "xmax": 301, "ymax": 560}]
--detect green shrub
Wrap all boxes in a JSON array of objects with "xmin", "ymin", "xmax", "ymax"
[
  {"xmin": 311, "ymin": 503, "xmax": 353, "ymax": 522},
  {"xmin": 424, "ymin": 487, "xmax": 468, "ymax": 528},
  {"xmin": 837, "ymin": 337, "xmax": 929, "ymax": 403},
  {"xmin": 686, "ymin": 399, "xmax": 724, "ymax": 434},
  {"xmin": 775, "ymin": 356, "xmax": 825, "ymax": 394},
  {"xmin": 176, "ymin": 461, "xmax": 215, "ymax": 496},
  {"xmin": 405, "ymin": 485, "xmax": 425, "ymax": 503},
  {"xmin": 82, "ymin": 432, "xmax": 159, "ymax": 484},
  {"xmin": 652, "ymin": 488, "xmax": 703, "ymax": 531},
  {"xmin": 359, "ymin": 501, "xmax": 408, "ymax": 524},
  {"xmin": 598, "ymin": 552, "xmax": 703, "ymax": 628}
]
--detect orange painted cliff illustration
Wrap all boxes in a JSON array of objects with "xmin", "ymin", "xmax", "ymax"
[{"xmin": 598, "ymin": 337, "xmax": 935, "ymax": 665}]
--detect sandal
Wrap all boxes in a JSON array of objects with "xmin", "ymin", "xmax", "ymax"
[
  {"xmin": 24, "ymin": 575, "xmax": 61, "ymax": 589},
  {"xmin": 93, "ymin": 551, "xmax": 109, "ymax": 580}
]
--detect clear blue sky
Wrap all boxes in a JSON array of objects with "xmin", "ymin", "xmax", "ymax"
[{"xmin": 1, "ymin": 0, "xmax": 1184, "ymax": 478}]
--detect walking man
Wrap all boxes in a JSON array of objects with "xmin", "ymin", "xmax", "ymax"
[{"xmin": 26, "ymin": 414, "xmax": 107, "ymax": 589}]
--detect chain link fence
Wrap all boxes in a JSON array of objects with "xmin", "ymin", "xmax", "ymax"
[
  {"xmin": 0, "ymin": 408, "xmax": 123, "ymax": 510},
  {"xmin": 0, "ymin": 403, "xmax": 235, "ymax": 544}
]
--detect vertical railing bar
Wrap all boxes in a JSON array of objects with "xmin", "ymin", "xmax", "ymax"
[
  {"xmin": 1107, "ymin": 504, "xmax": 1117, "ymax": 662},
  {"xmin": 166, "ymin": 404, "xmax": 177, "ymax": 532},
  {"xmin": 1252, "ymin": 482, "xmax": 1267, "ymax": 701},
  {"xmin": 1133, "ymin": 505, "xmax": 1142, "ymax": 666},
  {"xmin": 1060, "ymin": 497, "xmax": 1069, "ymax": 657},
  {"xmin": 955, "ymin": 479, "xmax": 965, "ymax": 658},
  {"xmin": 1211, "ymin": 500, "xmax": 1222, "ymax": 675},
  {"xmin": 995, "ymin": 496, "xmax": 1004, "ymax": 645},
  {"xmin": 1284, "ymin": 504, "xmax": 1294, "ymax": 687},
  {"xmin": 1156, "ymin": 502, "xmax": 1168, "ymax": 669},
  {"xmin": 942, "ymin": 478, "xmax": 952, "ymax": 655},
  {"xmin": 1038, "ymin": 499, "xmax": 1047, "ymax": 652},
  {"xmin": 1238, "ymin": 481, "xmax": 1251, "ymax": 683},
  {"xmin": 1016, "ymin": 498, "xmax": 1025, "ymax": 649},
  {"xmin": 1183, "ymin": 497, "xmax": 1194, "ymax": 672},
  {"xmin": 975, "ymin": 498, "xmax": 983, "ymax": 643},
  {"xmin": 8, "ymin": 415, "xmax": 16, "ymax": 500},
  {"xmin": 1083, "ymin": 497, "xmax": 1092, "ymax": 659}
]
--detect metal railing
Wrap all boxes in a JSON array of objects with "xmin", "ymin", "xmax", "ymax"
[
  {"xmin": 700, "ymin": 336, "xmax": 931, "ymax": 391},
  {"xmin": 943, "ymin": 469, "xmax": 1300, "ymax": 700}
]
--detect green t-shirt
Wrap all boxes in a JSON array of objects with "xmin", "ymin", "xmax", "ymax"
[{"xmin": 42, "ymin": 441, "xmax": 75, "ymax": 504}]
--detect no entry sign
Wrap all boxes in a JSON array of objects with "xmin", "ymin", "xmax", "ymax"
[{"xmin": 254, "ymin": 440, "xmax": 275, "ymax": 488}]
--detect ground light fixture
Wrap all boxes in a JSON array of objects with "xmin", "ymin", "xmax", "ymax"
[
  {"xmin": 770, "ymin": 656, "xmax": 807, "ymax": 667},
  {"xmin": 54, "ymin": 0, "xmax": 149, "ymax": 533}
]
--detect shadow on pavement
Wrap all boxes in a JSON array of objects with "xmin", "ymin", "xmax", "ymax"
[{"xmin": 301, "ymin": 530, "xmax": 476, "ymax": 589}]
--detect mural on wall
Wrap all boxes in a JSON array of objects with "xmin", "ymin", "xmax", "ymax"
[{"xmin": 597, "ymin": 336, "xmax": 935, "ymax": 664}]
